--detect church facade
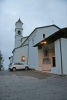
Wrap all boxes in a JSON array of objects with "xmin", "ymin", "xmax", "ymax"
[{"xmin": 9, "ymin": 19, "xmax": 67, "ymax": 75}]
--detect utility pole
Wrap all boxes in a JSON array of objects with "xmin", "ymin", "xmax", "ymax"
[{"xmin": 0, "ymin": 50, "xmax": 1, "ymax": 69}]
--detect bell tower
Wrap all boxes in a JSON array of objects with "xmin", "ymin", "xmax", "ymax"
[{"xmin": 15, "ymin": 18, "xmax": 23, "ymax": 48}]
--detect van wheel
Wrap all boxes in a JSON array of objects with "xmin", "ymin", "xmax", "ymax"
[
  {"xmin": 9, "ymin": 69, "xmax": 12, "ymax": 71},
  {"xmin": 13, "ymin": 67, "xmax": 16, "ymax": 71},
  {"xmin": 25, "ymin": 67, "xmax": 28, "ymax": 70}
]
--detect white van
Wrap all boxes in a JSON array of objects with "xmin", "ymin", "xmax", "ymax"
[{"xmin": 9, "ymin": 63, "xmax": 29, "ymax": 71}]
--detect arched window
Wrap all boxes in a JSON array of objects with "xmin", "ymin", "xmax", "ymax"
[
  {"xmin": 43, "ymin": 34, "xmax": 45, "ymax": 38},
  {"xmin": 21, "ymin": 56, "xmax": 25, "ymax": 61},
  {"xmin": 45, "ymin": 49, "xmax": 48, "ymax": 56},
  {"xmin": 18, "ymin": 30, "xmax": 21, "ymax": 35}
]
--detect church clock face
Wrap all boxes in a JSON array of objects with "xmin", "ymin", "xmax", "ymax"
[
  {"xmin": 18, "ymin": 30, "xmax": 21, "ymax": 35},
  {"xmin": 18, "ymin": 23, "xmax": 21, "ymax": 27}
]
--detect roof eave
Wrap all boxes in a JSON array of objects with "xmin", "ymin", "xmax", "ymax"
[{"xmin": 33, "ymin": 28, "xmax": 67, "ymax": 47}]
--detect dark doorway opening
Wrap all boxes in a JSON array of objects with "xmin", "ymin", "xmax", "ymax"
[{"xmin": 52, "ymin": 57, "xmax": 55, "ymax": 67}]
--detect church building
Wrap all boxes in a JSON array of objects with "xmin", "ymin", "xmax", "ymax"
[{"xmin": 9, "ymin": 19, "xmax": 67, "ymax": 75}]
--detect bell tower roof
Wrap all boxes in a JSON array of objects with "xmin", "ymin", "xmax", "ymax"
[{"xmin": 16, "ymin": 18, "xmax": 23, "ymax": 24}]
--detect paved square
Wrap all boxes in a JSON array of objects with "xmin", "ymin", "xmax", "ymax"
[{"xmin": 0, "ymin": 70, "xmax": 67, "ymax": 100}]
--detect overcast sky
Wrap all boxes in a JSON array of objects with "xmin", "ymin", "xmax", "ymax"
[{"xmin": 0, "ymin": 0, "xmax": 67, "ymax": 69}]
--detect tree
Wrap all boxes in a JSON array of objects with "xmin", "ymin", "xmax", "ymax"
[{"xmin": 0, "ymin": 50, "xmax": 4, "ymax": 70}]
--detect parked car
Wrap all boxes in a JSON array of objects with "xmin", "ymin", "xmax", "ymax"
[{"xmin": 9, "ymin": 63, "xmax": 29, "ymax": 71}]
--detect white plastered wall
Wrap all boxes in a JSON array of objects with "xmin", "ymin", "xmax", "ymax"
[
  {"xmin": 15, "ymin": 35, "xmax": 22, "ymax": 48},
  {"xmin": 13, "ymin": 45, "xmax": 28, "ymax": 65},
  {"xmin": 61, "ymin": 38, "xmax": 67, "ymax": 75},
  {"xmin": 28, "ymin": 32, "xmax": 38, "ymax": 69},
  {"xmin": 21, "ymin": 37, "xmax": 28, "ymax": 44},
  {"xmin": 51, "ymin": 38, "xmax": 67, "ymax": 75},
  {"xmin": 51, "ymin": 39, "xmax": 61, "ymax": 74},
  {"xmin": 35, "ymin": 26, "xmax": 59, "ymax": 45}
]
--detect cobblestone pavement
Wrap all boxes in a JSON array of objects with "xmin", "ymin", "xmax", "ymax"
[{"xmin": 0, "ymin": 70, "xmax": 67, "ymax": 100}]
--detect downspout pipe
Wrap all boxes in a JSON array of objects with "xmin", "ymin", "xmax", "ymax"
[
  {"xmin": 27, "ymin": 39, "xmax": 29, "ymax": 65},
  {"xmin": 59, "ymin": 38, "xmax": 63, "ymax": 76}
]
